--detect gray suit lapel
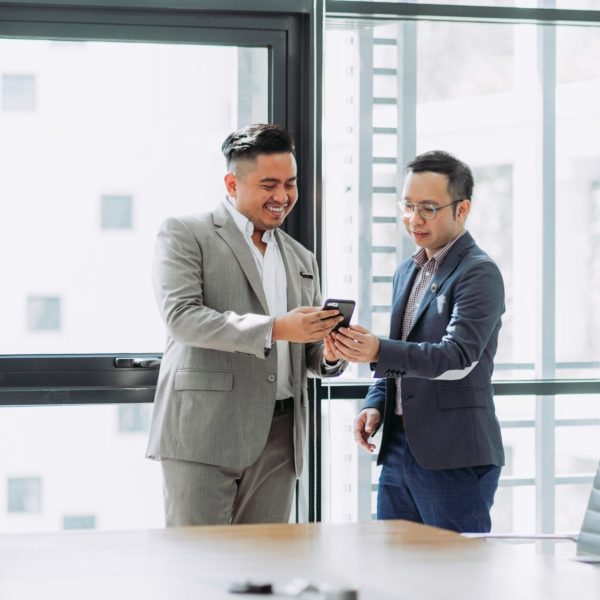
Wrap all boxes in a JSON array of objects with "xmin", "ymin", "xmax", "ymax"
[
  {"xmin": 276, "ymin": 229, "xmax": 302, "ymax": 381},
  {"xmin": 213, "ymin": 205, "xmax": 270, "ymax": 315},
  {"xmin": 275, "ymin": 230, "xmax": 301, "ymax": 312}
]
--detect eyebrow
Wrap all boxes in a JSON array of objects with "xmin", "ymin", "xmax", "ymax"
[
  {"xmin": 259, "ymin": 177, "xmax": 297, "ymax": 184},
  {"xmin": 404, "ymin": 198, "xmax": 439, "ymax": 205}
]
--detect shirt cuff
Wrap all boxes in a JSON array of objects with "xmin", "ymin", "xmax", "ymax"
[
  {"xmin": 265, "ymin": 322, "xmax": 274, "ymax": 350},
  {"xmin": 322, "ymin": 357, "xmax": 343, "ymax": 372}
]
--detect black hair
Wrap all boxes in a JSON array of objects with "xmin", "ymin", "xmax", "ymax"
[
  {"xmin": 406, "ymin": 150, "xmax": 474, "ymax": 208},
  {"xmin": 221, "ymin": 123, "xmax": 295, "ymax": 171}
]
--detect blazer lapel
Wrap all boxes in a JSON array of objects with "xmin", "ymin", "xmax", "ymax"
[
  {"xmin": 275, "ymin": 229, "xmax": 302, "ymax": 381},
  {"xmin": 409, "ymin": 231, "xmax": 476, "ymax": 333},
  {"xmin": 389, "ymin": 261, "xmax": 419, "ymax": 339},
  {"xmin": 275, "ymin": 230, "xmax": 301, "ymax": 312},
  {"xmin": 213, "ymin": 205, "xmax": 270, "ymax": 315}
]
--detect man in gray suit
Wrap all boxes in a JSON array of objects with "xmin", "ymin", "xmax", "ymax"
[{"xmin": 147, "ymin": 124, "xmax": 346, "ymax": 526}]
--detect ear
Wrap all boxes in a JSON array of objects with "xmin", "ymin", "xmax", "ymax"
[
  {"xmin": 457, "ymin": 199, "xmax": 471, "ymax": 221},
  {"xmin": 224, "ymin": 172, "xmax": 237, "ymax": 197}
]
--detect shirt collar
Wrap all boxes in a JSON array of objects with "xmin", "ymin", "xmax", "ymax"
[
  {"xmin": 222, "ymin": 196, "xmax": 275, "ymax": 243},
  {"xmin": 412, "ymin": 229, "xmax": 466, "ymax": 269}
]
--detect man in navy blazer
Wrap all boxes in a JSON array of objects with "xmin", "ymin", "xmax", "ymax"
[{"xmin": 332, "ymin": 150, "xmax": 505, "ymax": 533}]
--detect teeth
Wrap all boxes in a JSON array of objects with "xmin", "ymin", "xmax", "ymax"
[{"xmin": 266, "ymin": 205, "xmax": 285, "ymax": 213}]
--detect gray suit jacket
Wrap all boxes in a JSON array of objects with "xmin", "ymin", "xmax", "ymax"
[
  {"xmin": 146, "ymin": 204, "xmax": 343, "ymax": 475},
  {"xmin": 362, "ymin": 231, "xmax": 505, "ymax": 470}
]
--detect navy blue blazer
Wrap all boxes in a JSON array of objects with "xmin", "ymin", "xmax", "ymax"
[{"xmin": 362, "ymin": 231, "xmax": 505, "ymax": 470}]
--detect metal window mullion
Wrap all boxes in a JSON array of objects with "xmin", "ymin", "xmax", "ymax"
[
  {"xmin": 535, "ymin": 3, "xmax": 557, "ymax": 535},
  {"xmin": 357, "ymin": 26, "xmax": 374, "ymax": 380},
  {"xmin": 356, "ymin": 399, "xmax": 373, "ymax": 521},
  {"xmin": 396, "ymin": 20, "xmax": 417, "ymax": 261}
]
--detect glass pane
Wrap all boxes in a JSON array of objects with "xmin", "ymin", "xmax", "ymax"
[
  {"xmin": 324, "ymin": 13, "xmax": 600, "ymax": 534},
  {"xmin": 495, "ymin": 394, "xmax": 535, "ymax": 422},
  {"xmin": 555, "ymin": 425, "xmax": 600, "ymax": 476},
  {"xmin": 0, "ymin": 404, "xmax": 162, "ymax": 532},
  {"xmin": 555, "ymin": 394, "xmax": 600, "ymax": 421},
  {"xmin": 555, "ymin": 25, "xmax": 600, "ymax": 373},
  {"xmin": 324, "ymin": 19, "xmax": 540, "ymax": 378},
  {"xmin": 556, "ymin": 483, "xmax": 594, "ymax": 532},
  {"xmin": 501, "ymin": 427, "xmax": 535, "ymax": 479},
  {"xmin": 1, "ymin": 39, "xmax": 268, "ymax": 354},
  {"xmin": 491, "ymin": 485, "xmax": 535, "ymax": 533}
]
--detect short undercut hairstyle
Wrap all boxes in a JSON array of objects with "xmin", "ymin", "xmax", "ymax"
[
  {"xmin": 221, "ymin": 123, "xmax": 295, "ymax": 172},
  {"xmin": 406, "ymin": 150, "xmax": 474, "ymax": 208}
]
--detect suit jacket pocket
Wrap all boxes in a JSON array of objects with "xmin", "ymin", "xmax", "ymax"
[
  {"xmin": 175, "ymin": 369, "xmax": 233, "ymax": 391},
  {"xmin": 438, "ymin": 387, "xmax": 489, "ymax": 409},
  {"xmin": 300, "ymin": 276, "xmax": 316, "ymax": 304}
]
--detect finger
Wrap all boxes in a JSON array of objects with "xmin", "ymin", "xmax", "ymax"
[
  {"xmin": 325, "ymin": 335, "xmax": 340, "ymax": 354},
  {"xmin": 332, "ymin": 333, "xmax": 357, "ymax": 352},
  {"xmin": 323, "ymin": 337, "xmax": 338, "ymax": 359},
  {"xmin": 314, "ymin": 319, "xmax": 343, "ymax": 336},
  {"xmin": 365, "ymin": 414, "xmax": 380, "ymax": 434},
  {"xmin": 339, "ymin": 326, "xmax": 366, "ymax": 342},
  {"xmin": 314, "ymin": 309, "xmax": 341, "ymax": 320},
  {"xmin": 349, "ymin": 324, "xmax": 370, "ymax": 334},
  {"xmin": 294, "ymin": 306, "xmax": 320, "ymax": 314},
  {"xmin": 353, "ymin": 424, "xmax": 374, "ymax": 452},
  {"xmin": 334, "ymin": 347, "xmax": 357, "ymax": 363}
]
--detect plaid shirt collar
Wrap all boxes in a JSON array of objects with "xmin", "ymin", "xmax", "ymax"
[{"xmin": 412, "ymin": 229, "xmax": 466, "ymax": 270}]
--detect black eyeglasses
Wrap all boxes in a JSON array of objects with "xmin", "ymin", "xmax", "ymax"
[{"xmin": 400, "ymin": 200, "xmax": 462, "ymax": 221}]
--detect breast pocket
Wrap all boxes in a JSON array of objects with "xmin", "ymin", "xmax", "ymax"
[{"xmin": 300, "ymin": 276, "xmax": 317, "ymax": 305}]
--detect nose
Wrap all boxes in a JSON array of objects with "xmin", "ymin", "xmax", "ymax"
[
  {"xmin": 407, "ymin": 207, "xmax": 426, "ymax": 224},
  {"xmin": 272, "ymin": 185, "xmax": 288, "ymax": 203}
]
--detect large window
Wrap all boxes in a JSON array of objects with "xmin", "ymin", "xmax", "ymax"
[
  {"xmin": 322, "ymin": 5, "xmax": 600, "ymax": 534},
  {"xmin": 0, "ymin": 1, "xmax": 311, "ymax": 532},
  {"xmin": 1, "ymin": 38, "xmax": 268, "ymax": 355}
]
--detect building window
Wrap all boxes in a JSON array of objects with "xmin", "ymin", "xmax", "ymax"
[
  {"xmin": 63, "ymin": 515, "xmax": 96, "ymax": 530},
  {"xmin": 8, "ymin": 477, "xmax": 42, "ymax": 513},
  {"xmin": 27, "ymin": 296, "xmax": 61, "ymax": 331},
  {"xmin": 118, "ymin": 404, "xmax": 152, "ymax": 433},
  {"xmin": 2, "ymin": 74, "xmax": 36, "ymax": 110},
  {"xmin": 101, "ymin": 195, "xmax": 133, "ymax": 229}
]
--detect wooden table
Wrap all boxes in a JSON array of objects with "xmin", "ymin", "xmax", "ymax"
[{"xmin": 0, "ymin": 520, "xmax": 598, "ymax": 599}]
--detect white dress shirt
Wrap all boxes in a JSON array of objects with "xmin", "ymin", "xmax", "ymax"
[{"xmin": 223, "ymin": 197, "xmax": 294, "ymax": 400}]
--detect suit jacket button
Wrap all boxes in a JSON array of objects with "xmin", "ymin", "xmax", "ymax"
[{"xmin": 267, "ymin": 374, "xmax": 276, "ymax": 383}]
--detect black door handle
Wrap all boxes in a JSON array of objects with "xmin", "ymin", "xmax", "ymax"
[{"xmin": 114, "ymin": 357, "xmax": 161, "ymax": 369}]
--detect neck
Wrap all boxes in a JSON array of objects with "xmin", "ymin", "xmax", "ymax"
[{"xmin": 252, "ymin": 229, "xmax": 267, "ymax": 255}]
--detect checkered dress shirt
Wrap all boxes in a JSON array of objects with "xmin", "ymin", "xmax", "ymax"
[{"xmin": 395, "ymin": 231, "xmax": 466, "ymax": 415}]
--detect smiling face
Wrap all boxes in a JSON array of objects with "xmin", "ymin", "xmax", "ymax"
[
  {"xmin": 224, "ymin": 152, "xmax": 298, "ymax": 233},
  {"xmin": 402, "ymin": 170, "xmax": 470, "ymax": 259}
]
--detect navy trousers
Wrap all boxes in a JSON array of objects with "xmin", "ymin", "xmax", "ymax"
[{"xmin": 377, "ymin": 416, "xmax": 501, "ymax": 533}]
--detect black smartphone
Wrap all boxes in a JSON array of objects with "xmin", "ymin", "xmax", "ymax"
[{"xmin": 322, "ymin": 298, "xmax": 356, "ymax": 331}]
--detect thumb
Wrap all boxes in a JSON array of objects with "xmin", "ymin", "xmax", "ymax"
[
  {"xmin": 349, "ymin": 324, "xmax": 369, "ymax": 334},
  {"xmin": 293, "ymin": 306, "xmax": 319, "ymax": 314},
  {"xmin": 365, "ymin": 411, "xmax": 379, "ymax": 433}
]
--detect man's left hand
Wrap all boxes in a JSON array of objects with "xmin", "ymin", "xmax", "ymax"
[
  {"xmin": 331, "ymin": 324, "xmax": 380, "ymax": 363},
  {"xmin": 323, "ymin": 334, "xmax": 343, "ymax": 363}
]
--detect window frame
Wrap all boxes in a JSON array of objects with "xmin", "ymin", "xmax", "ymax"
[
  {"xmin": 0, "ymin": 0, "xmax": 318, "ymax": 403},
  {"xmin": 319, "ymin": 0, "xmax": 600, "ymax": 530}
]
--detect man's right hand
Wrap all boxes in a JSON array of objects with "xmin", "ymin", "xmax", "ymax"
[
  {"xmin": 353, "ymin": 408, "xmax": 381, "ymax": 453},
  {"xmin": 272, "ymin": 306, "xmax": 343, "ymax": 343}
]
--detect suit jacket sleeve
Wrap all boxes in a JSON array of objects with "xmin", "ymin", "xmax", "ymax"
[
  {"xmin": 152, "ymin": 216, "xmax": 273, "ymax": 359},
  {"xmin": 361, "ymin": 377, "xmax": 386, "ymax": 414},
  {"xmin": 374, "ymin": 257, "xmax": 504, "ymax": 380}
]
